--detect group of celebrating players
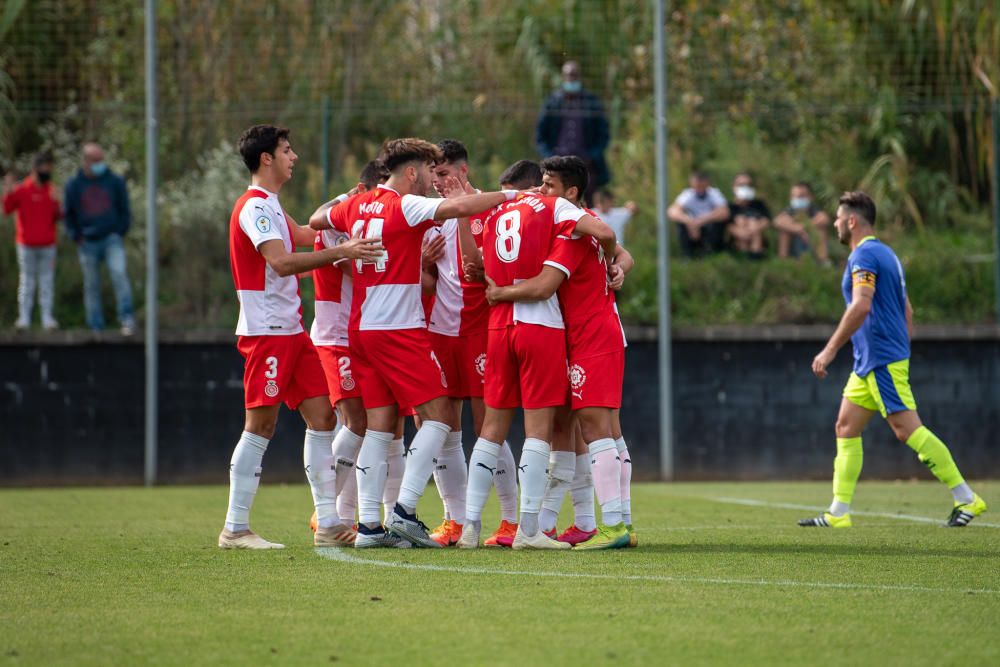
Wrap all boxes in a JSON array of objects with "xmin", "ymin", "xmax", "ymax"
[{"xmin": 218, "ymin": 125, "xmax": 637, "ymax": 551}]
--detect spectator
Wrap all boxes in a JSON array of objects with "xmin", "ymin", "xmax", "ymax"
[
  {"xmin": 727, "ymin": 172, "xmax": 771, "ymax": 259},
  {"xmin": 3, "ymin": 152, "xmax": 62, "ymax": 330},
  {"xmin": 667, "ymin": 171, "xmax": 730, "ymax": 257},
  {"xmin": 535, "ymin": 60, "xmax": 609, "ymax": 205},
  {"xmin": 773, "ymin": 181, "xmax": 831, "ymax": 265},
  {"xmin": 592, "ymin": 188, "xmax": 637, "ymax": 243},
  {"xmin": 64, "ymin": 142, "xmax": 136, "ymax": 334}
]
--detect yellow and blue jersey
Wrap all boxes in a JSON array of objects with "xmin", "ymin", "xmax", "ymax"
[{"xmin": 841, "ymin": 236, "xmax": 909, "ymax": 376}]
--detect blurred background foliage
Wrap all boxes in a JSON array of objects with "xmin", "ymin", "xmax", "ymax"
[{"xmin": 0, "ymin": 0, "xmax": 997, "ymax": 328}]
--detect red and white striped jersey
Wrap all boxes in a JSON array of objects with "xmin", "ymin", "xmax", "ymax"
[
  {"xmin": 482, "ymin": 194, "xmax": 585, "ymax": 330},
  {"xmin": 328, "ymin": 184, "xmax": 443, "ymax": 331},
  {"xmin": 425, "ymin": 212, "xmax": 488, "ymax": 337},
  {"xmin": 310, "ymin": 227, "xmax": 352, "ymax": 347},
  {"xmin": 228, "ymin": 186, "xmax": 303, "ymax": 336}
]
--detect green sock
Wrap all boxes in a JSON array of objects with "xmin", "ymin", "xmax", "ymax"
[
  {"xmin": 905, "ymin": 426, "xmax": 966, "ymax": 488},
  {"xmin": 832, "ymin": 437, "xmax": 863, "ymax": 506}
]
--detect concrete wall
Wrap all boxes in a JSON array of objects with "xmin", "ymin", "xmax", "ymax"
[{"xmin": 2, "ymin": 326, "xmax": 997, "ymax": 485}]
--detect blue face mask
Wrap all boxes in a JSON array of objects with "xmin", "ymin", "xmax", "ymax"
[
  {"xmin": 790, "ymin": 197, "xmax": 810, "ymax": 210},
  {"xmin": 562, "ymin": 80, "xmax": 582, "ymax": 94},
  {"xmin": 90, "ymin": 162, "xmax": 108, "ymax": 177}
]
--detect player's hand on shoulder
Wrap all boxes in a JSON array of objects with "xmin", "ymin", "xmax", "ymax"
[{"xmin": 337, "ymin": 235, "xmax": 384, "ymax": 261}]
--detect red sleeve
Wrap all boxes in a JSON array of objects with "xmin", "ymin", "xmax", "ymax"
[
  {"xmin": 327, "ymin": 196, "xmax": 353, "ymax": 234},
  {"xmin": 2, "ymin": 185, "xmax": 20, "ymax": 215},
  {"xmin": 544, "ymin": 235, "xmax": 588, "ymax": 277}
]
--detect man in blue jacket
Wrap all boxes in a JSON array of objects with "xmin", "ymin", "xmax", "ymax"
[
  {"xmin": 64, "ymin": 143, "xmax": 136, "ymax": 334},
  {"xmin": 535, "ymin": 61, "xmax": 610, "ymax": 206}
]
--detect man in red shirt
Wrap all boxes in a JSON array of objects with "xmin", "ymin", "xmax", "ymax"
[
  {"xmin": 485, "ymin": 155, "xmax": 635, "ymax": 550},
  {"xmin": 458, "ymin": 160, "xmax": 616, "ymax": 550},
  {"xmin": 3, "ymin": 152, "xmax": 62, "ymax": 330},
  {"xmin": 220, "ymin": 125, "xmax": 383, "ymax": 550},
  {"xmin": 326, "ymin": 137, "xmax": 520, "ymax": 547}
]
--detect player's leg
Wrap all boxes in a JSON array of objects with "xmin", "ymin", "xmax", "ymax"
[
  {"xmin": 430, "ymin": 398, "xmax": 467, "ymax": 546},
  {"xmin": 564, "ymin": 421, "xmax": 597, "ymax": 542},
  {"xmin": 799, "ymin": 388, "xmax": 874, "ymax": 528},
  {"xmin": 382, "ymin": 415, "xmax": 406, "ymax": 522},
  {"xmin": 876, "ymin": 361, "xmax": 986, "ymax": 525},
  {"xmin": 574, "ymin": 405, "xmax": 630, "ymax": 550},
  {"xmin": 612, "ymin": 409, "xmax": 635, "ymax": 541},
  {"xmin": 332, "ymin": 398, "xmax": 365, "ymax": 524},
  {"xmin": 540, "ymin": 406, "xmax": 576, "ymax": 537}
]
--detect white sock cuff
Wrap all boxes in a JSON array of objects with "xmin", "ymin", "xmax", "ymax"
[
  {"xmin": 523, "ymin": 438, "xmax": 550, "ymax": 457},
  {"xmin": 588, "ymin": 438, "xmax": 618, "ymax": 456},
  {"xmin": 549, "ymin": 450, "xmax": 576, "ymax": 476},
  {"xmin": 338, "ymin": 428, "xmax": 365, "ymax": 449},
  {"xmin": 444, "ymin": 430, "xmax": 463, "ymax": 451},
  {"xmin": 389, "ymin": 438, "xmax": 404, "ymax": 457},
  {"xmin": 473, "ymin": 438, "xmax": 501, "ymax": 458},
  {"xmin": 420, "ymin": 420, "xmax": 451, "ymax": 437},
  {"xmin": 614, "ymin": 437, "xmax": 627, "ymax": 454},
  {"xmin": 240, "ymin": 431, "xmax": 270, "ymax": 451},
  {"xmin": 305, "ymin": 428, "xmax": 335, "ymax": 438},
  {"xmin": 364, "ymin": 430, "xmax": 395, "ymax": 449}
]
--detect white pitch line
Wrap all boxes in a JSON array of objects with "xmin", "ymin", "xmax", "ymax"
[
  {"xmin": 316, "ymin": 548, "xmax": 999, "ymax": 596},
  {"xmin": 710, "ymin": 497, "xmax": 1000, "ymax": 528}
]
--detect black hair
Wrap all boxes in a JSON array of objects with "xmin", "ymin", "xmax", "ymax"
[
  {"xmin": 359, "ymin": 159, "xmax": 388, "ymax": 190},
  {"xmin": 238, "ymin": 125, "xmax": 290, "ymax": 173},
  {"xmin": 436, "ymin": 139, "xmax": 468, "ymax": 164},
  {"xmin": 793, "ymin": 181, "xmax": 814, "ymax": 194},
  {"xmin": 499, "ymin": 160, "xmax": 542, "ymax": 189},
  {"xmin": 691, "ymin": 170, "xmax": 710, "ymax": 181},
  {"xmin": 379, "ymin": 138, "xmax": 443, "ymax": 172},
  {"xmin": 33, "ymin": 151, "xmax": 55, "ymax": 169},
  {"xmin": 839, "ymin": 191, "xmax": 877, "ymax": 227},
  {"xmin": 595, "ymin": 187, "xmax": 614, "ymax": 200},
  {"xmin": 540, "ymin": 155, "xmax": 589, "ymax": 202}
]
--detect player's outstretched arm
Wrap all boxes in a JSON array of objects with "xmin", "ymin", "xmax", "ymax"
[
  {"xmin": 812, "ymin": 282, "xmax": 874, "ymax": 378},
  {"xmin": 484, "ymin": 266, "xmax": 566, "ymax": 305},
  {"xmin": 574, "ymin": 213, "xmax": 617, "ymax": 259},
  {"xmin": 433, "ymin": 179, "xmax": 517, "ymax": 221},
  {"xmin": 258, "ymin": 237, "xmax": 383, "ymax": 277},
  {"xmin": 308, "ymin": 192, "xmax": 354, "ymax": 231}
]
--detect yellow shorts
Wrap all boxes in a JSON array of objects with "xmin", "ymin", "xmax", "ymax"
[{"xmin": 842, "ymin": 359, "xmax": 917, "ymax": 418}]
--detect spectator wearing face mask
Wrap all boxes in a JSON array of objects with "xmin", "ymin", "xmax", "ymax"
[
  {"xmin": 667, "ymin": 170, "xmax": 730, "ymax": 257},
  {"xmin": 773, "ymin": 181, "xmax": 832, "ymax": 265},
  {"xmin": 64, "ymin": 142, "xmax": 136, "ymax": 335},
  {"xmin": 535, "ymin": 60, "xmax": 610, "ymax": 205},
  {"xmin": 3, "ymin": 151, "xmax": 62, "ymax": 330},
  {"xmin": 727, "ymin": 172, "xmax": 771, "ymax": 259}
]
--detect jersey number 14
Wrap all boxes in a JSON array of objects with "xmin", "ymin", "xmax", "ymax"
[{"xmin": 352, "ymin": 218, "xmax": 388, "ymax": 272}]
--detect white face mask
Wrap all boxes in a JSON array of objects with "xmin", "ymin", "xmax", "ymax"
[
  {"xmin": 734, "ymin": 186, "xmax": 755, "ymax": 201},
  {"xmin": 791, "ymin": 197, "xmax": 811, "ymax": 210}
]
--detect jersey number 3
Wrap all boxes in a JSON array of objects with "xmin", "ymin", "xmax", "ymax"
[{"xmin": 495, "ymin": 210, "xmax": 521, "ymax": 263}]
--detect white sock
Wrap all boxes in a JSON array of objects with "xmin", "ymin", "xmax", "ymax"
[
  {"xmin": 303, "ymin": 429, "xmax": 339, "ymax": 529},
  {"xmin": 495, "ymin": 441, "xmax": 518, "ymax": 523},
  {"xmin": 396, "ymin": 420, "xmax": 450, "ymax": 512},
  {"xmin": 828, "ymin": 500, "xmax": 851, "ymax": 517},
  {"xmin": 333, "ymin": 428, "xmax": 363, "ymax": 522},
  {"xmin": 382, "ymin": 438, "xmax": 405, "ymax": 521},
  {"xmin": 616, "ymin": 436, "xmax": 632, "ymax": 525},
  {"xmin": 356, "ymin": 430, "xmax": 392, "ymax": 527},
  {"xmin": 571, "ymin": 453, "xmax": 596, "ymax": 532},
  {"xmin": 951, "ymin": 482, "xmax": 975, "ymax": 505},
  {"xmin": 539, "ymin": 450, "xmax": 576, "ymax": 533},
  {"xmin": 435, "ymin": 431, "xmax": 467, "ymax": 524},
  {"xmin": 590, "ymin": 438, "xmax": 622, "ymax": 526},
  {"xmin": 224, "ymin": 431, "xmax": 269, "ymax": 532},
  {"xmin": 465, "ymin": 438, "xmax": 500, "ymax": 525},
  {"xmin": 518, "ymin": 438, "xmax": 550, "ymax": 536}
]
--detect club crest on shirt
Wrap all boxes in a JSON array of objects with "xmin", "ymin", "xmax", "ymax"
[
  {"xmin": 264, "ymin": 380, "xmax": 279, "ymax": 397},
  {"xmin": 255, "ymin": 215, "xmax": 271, "ymax": 234},
  {"xmin": 471, "ymin": 218, "xmax": 484, "ymax": 236},
  {"xmin": 474, "ymin": 353, "xmax": 487, "ymax": 377},
  {"xmin": 341, "ymin": 376, "xmax": 356, "ymax": 391},
  {"xmin": 569, "ymin": 364, "xmax": 587, "ymax": 391}
]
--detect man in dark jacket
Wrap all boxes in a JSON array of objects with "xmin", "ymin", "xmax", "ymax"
[
  {"xmin": 64, "ymin": 143, "xmax": 135, "ymax": 334},
  {"xmin": 534, "ymin": 61, "xmax": 610, "ymax": 205}
]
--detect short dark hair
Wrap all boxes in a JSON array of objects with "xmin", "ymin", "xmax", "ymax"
[
  {"xmin": 499, "ymin": 160, "xmax": 542, "ymax": 189},
  {"xmin": 691, "ymin": 170, "xmax": 710, "ymax": 181},
  {"xmin": 238, "ymin": 125, "xmax": 290, "ymax": 173},
  {"xmin": 436, "ymin": 139, "xmax": 468, "ymax": 165},
  {"xmin": 359, "ymin": 159, "xmax": 388, "ymax": 190},
  {"xmin": 839, "ymin": 191, "xmax": 876, "ymax": 227},
  {"xmin": 793, "ymin": 181, "xmax": 813, "ymax": 194},
  {"xmin": 33, "ymin": 151, "xmax": 54, "ymax": 169},
  {"xmin": 379, "ymin": 138, "xmax": 443, "ymax": 172},
  {"xmin": 541, "ymin": 155, "xmax": 589, "ymax": 202},
  {"xmin": 595, "ymin": 187, "xmax": 614, "ymax": 201}
]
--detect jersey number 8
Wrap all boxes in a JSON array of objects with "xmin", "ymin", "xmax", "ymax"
[{"xmin": 495, "ymin": 210, "xmax": 521, "ymax": 263}]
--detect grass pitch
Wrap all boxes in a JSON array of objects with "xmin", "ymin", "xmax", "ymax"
[{"xmin": 2, "ymin": 481, "xmax": 998, "ymax": 666}]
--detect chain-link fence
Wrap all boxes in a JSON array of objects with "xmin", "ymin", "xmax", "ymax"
[{"xmin": 1, "ymin": 0, "xmax": 998, "ymax": 330}]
